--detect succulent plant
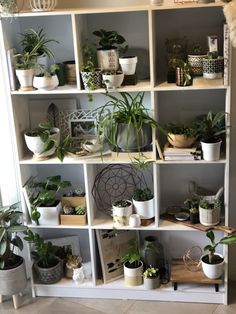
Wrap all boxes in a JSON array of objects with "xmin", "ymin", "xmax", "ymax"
[
  {"xmin": 74, "ymin": 205, "xmax": 86, "ymax": 215},
  {"xmin": 63, "ymin": 206, "xmax": 74, "ymax": 215},
  {"xmin": 66, "ymin": 254, "xmax": 82, "ymax": 269}
]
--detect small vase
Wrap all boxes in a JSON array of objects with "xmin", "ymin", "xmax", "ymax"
[{"xmin": 176, "ymin": 67, "xmax": 192, "ymax": 86}]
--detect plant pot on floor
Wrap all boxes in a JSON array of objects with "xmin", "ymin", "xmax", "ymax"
[
  {"xmin": 119, "ymin": 56, "xmax": 137, "ymax": 75},
  {"xmin": 112, "ymin": 200, "xmax": 132, "ymax": 227},
  {"xmin": 123, "ymin": 261, "xmax": 143, "ymax": 286},
  {"xmin": 34, "ymin": 257, "xmax": 63, "ymax": 284},
  {"xmin": 201, "ymin": 253, "xmax": 224, "ymax": 279},
  {"xmin": 15, "ymin": 68, "xmax": 35, "ymax": 91},
  {"xmin": 201, "ymin": 140, "xmax": 222, "ymax": 161}
]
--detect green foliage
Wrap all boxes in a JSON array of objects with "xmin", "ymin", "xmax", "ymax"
[
  {"xmin": 37, "ymin": 63, "xmax": 59, "ymax": 77},
  {"xmin": 164, "ymin": 122, "xmax": 198, "ymax": 138},
  {"xmin": 14, "ymin": 51, "xmax": 38, "ymax": 70},
  {"xmin": 0, "ymin": 0, "xmax": 17, "ymax": 15},
  {"xmin": 194, "ymin": 111, "xmax": 227, "ymax": 143},
  {"xmin": 23, "ymin": 229, "xmax": 59, "ymax": 268},
  {"xmin": 143, "ymin": 266, "xmax": 159, "ymax": 279},
  {"xmin": 207, "ymin": 51, "xmax": 218, "ymax": 59},
  {"xmin": 199, "ymin": 198, "xmax": 221, "ymax": 210},
  {"xmin": 20, "ymin": 28, "xmax": 59, "ymax": 59},
  {"xmin": 133, "ymin": 188, "xmax": 153, "ymax": 202},
  {"xmin": 204, "ymin": 230, "xmax": 236, "ymax": 264},
  {"xmin": 0, "ymin": 202, "xmax": 28, "ymax": 269},
  {"xmin": 177, "ymin": 61, "xmax": 192, "ymax": 86},
  {"xmin": 113, "ymin": 200, "xmax": 132, "ymax": 208},
  {"xmin": 184, "ymin": 198, "xmax": 199, "ymax": 212},
  {"xmin": 96, "ymin": 92, "xmax": 158, "ymax": 151},
  {"xmin": 80, "ymin": 44, "xmax": 97, "ymax": 73},
  {"xmin": 93, "ymin": 29, "xmax": 127, "ymax": 52},
  {"xmin": 121, "ymin": 240, "xmax": 141, "ymax": 268},
  {"xmin": 74, "ymin": 205, "xmax": 86, "ymax": 215}
]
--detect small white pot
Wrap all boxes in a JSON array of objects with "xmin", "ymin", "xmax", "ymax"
[
  {"xmin": 112, "ymin": 200, "xmax": 132, "ymax": 227},
  {"xmin": 15, "ymin": 68, "xmax": 35, "ymax": 91},
  {"xmin": 24, "ymin": 127, "xmax": 60, "ymax": 159},
  {"xmin": 102, "ymin": 72, "xmax": 124, "ymax": 90},
  {"xmin": 37, "ymin": 202, "xmax": 61, "ymax": 225},
  {"xmin": 201, "ymin": 140, "xmax": 222, "ymax": 161},
  {"xmin": 97, "ymin": 49, "xmax": 119, "ymax": 71},
  {"xmin": 132, "ymin": 198, "xmax": 154, "ymax": 219},
  {"xmin": 201, "ymin": 253, "xmax": 224, "ymax": 279},
  {"xmin": 33, "ymin": 75, "xmax": 59, "ymax": 90},
  {"xmin": 124, "ymin": 261, "xmax": 143, "ymax": 286},
  {"xmin": 129, "ymin": 214, "xmax": 141, "ymax": 227},
  {"xmin": 143, "ymin": 276, "xmax": 160, "ymax": 289},
  {"xmin": 199, "ymin": 205, "xmax": 220, "ymax": 226},
  {"xmin": 119, "ymin": 56, "xmax": 137, "ymax": 75}
]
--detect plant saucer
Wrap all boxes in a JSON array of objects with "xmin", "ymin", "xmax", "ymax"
[{"xmin": 175, "ymin": 212, "xmax": 190, "ymax": 221}]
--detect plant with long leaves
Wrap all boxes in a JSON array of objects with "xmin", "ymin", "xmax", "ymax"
[
  {"xmin": 0, "ymin": 202, "xmax": 28, "ymax": 269},
  {"xmin": 204, "ymin": 230, "xmax": 236, "ymax": 264},
  {"xmin": 96, "ymin": 92, "xmax": 159, "ymax": 152}
]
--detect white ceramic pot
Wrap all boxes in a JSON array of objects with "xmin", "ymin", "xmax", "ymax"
[
  {"xmin": 201, "ymin": 253, "xmax": 224, "ymax": 279},
  {"xmin": 33, "ymin": 75, "xmax": 59, "ymax": 90},
  {"xmin": 24, "ymin": 127, "xmax": 60, "ymax": 158},
  {"xmin": 150, "ymin": 0, "xmax": 163, "ymax": 5},
  {"xmin": 30, "ymin": 0, "xmax": 57, "ymax": 11},
  {"xmin": 102, "ymin": 72, "xmax": 124, "ymax": 90},
  {"xmin": 168, "ymin": 133, "xmax": 196, "ymax": 148},
  {"xmin": 129, "ymin": 214, "xmax": 141, "ymax": 227},
  {"xmin": 112, "ymin": 200, "xmax": 133, "ymax": 227},
  {"xmin": 199, "ymin": 205, "xmax": 220, "ymax": 226},
  {"xmin": 143, "ymin": 276, "xmax": 160, "ymax": 289},
  {"xmin": 97, "ymin": 49, "xmax": 119, "ymax": 71},
  {"xmin": 15, "ymin": 68, "xmax": 35, "ymax": 91},
  {"xmin": 37, "ymin": 202, "xmax": 61, "ymax": 225},
  {"xmin": 124, "ymin": 261, "xmax": 143, "ymax": 286},
  {"xmin": 132, "ymin": 198, "xmax": 154, "ymax": 219},
  {"xmin": 201, "ymin": 140, "xmax": 222, "ymax": 161},
  {"xmin": 119, "ymin": 56, "xmax": 137, "ymax": 75}
]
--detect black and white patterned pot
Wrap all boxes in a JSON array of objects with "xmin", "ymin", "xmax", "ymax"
[
  {"xmin": 202, "ymin": 57, "xmax": 224, "ymax": 79},
  {"xmin": 81, "ymin": 70, "xmax": 102, "ymax": 90},
  {"xmin": 188, "ymin": 54, "xmax": 207, "ymax": 76}
]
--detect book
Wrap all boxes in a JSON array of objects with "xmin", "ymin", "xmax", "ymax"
[
  {"xmin": 163, "ymin": 143, "xmax": 197, "ymax": 155},
  {"xmin": 6, "ymin": 48, "xmax": 18, "ymax": 91},
  {"xmin": 223, "ymin": 23, "xmax": 230, "ymax": 86}
]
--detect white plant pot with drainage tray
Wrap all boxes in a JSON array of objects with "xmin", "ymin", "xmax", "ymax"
[
  {"xmin": 119, "ymin": 56, "xmax": 137, "ymax": 75},
  {"xmin": 15, "ymin": 68, "xmax": 35, "ymax": 91},
  {"xmin": 201, "ymin": 140, "xmax": 222, "ymax": 161},
  {"xmin": 201, "ymin": 253, "xmax": 224, "ymax": 279}
]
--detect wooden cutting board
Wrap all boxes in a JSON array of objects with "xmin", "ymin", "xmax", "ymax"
[{"xmin": 161, "ymin": 213, "xmax": 235, "ymax": 234}]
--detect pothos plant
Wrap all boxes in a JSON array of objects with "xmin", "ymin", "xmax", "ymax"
[
  {"xmin": 121, "ymin": 240, "xmax": 141, "ymax": 268},
  {"xmin": 0, "ymin": 202, "xmax": 28, "ymax": 269}
]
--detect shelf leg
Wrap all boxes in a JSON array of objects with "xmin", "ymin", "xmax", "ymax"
[
  {"xmin": 173, "ymin": 282, "xmax": 178, "ymax": 290},
  {"xmin": 0, "ymin": 295, "xmax": 3, "ymax": 303},
  {"xmin": 215, "ymin": 284, "xmax": 219, "ymax": 292}
]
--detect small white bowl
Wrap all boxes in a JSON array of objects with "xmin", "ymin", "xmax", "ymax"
[{"xmin": 82, "ymin": 140, "xmax": 102, "ymax": 153}]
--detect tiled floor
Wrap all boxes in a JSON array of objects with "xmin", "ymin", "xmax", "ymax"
[{"xmin": 1, "ymin": 281, "xmax": 236, "ymax": 314}]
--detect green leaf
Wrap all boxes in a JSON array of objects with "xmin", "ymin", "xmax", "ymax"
[
  {"xmin": 220, "ymin": 234, "xmax": 236, "ymax": 245},
  {"xmin": 206, "ymin": 230, "xmax": 215, "ymax": 244},
  {"xmin": 0, "ymin": 239, "xmax": 7, "ymax": 256},
  {"xmin": 7, "ymin": 225, "xmax": 28, "ymax": 233},
  {"xmin": 11, "ymin": 236, "xmax": 24, "ymax": 250}
]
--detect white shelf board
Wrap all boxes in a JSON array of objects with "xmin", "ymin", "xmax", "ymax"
[
  {"xmin": 156, "ymin": 78, "xmax": 227, "ymax": 91},
  {"xmin": 152, "ymin": 2, "xmax": 223, "ymax": 11},
  {"xmin": 158, "ymin": 219, "xmax": 199, "ymax": 231},
  {"xmin": 34, "ymin": 278, "xmax": 93, "ymax": 288},
  {"xmin": 156, "ymin": 158, "xmax": 226, "ymax": 164},
  {"xmin": 27, "ymin": 223, "xmax": 89, "ymax": 230},
  {"xmin": 11, "ymin": 85, "xmax": 79, "ymax": 95}
]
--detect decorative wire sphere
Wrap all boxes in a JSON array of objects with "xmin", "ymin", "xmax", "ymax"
[
  {"xmin": 92, "ymin": 164, "xmax": 148, "ymax": 216},
  {"xmin": 30, "ymin": 0, "xmax": 57, "ymax": 11},
  {"xmin": 183, "ymin": 246, "xmax": 203, "ymax": 272}
]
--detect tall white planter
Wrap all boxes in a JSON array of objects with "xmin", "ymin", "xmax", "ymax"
[
  {"xmin": 132, "ymin": 198, "xmax": 154, "ymax": 219},
  {"xmin": 123, "ymin": 261, "xmax": 143, "ymax": 286},
  {"xmin": 119, "ymin": 56, "xmax": 137, "ymax": 75},
  {"xmin": 201, "ymin": 253, "xmax": 224, "ymax": 279},
  {"xmin": 97, "ymin": 49, "xmax": 119, "ymax": 71},
  {"xmin": 37, "ymin": 202, "xmax": 61, "ymax": 225},
  {"xmin": 112, "ymin": 200, "xmax": 132, "ymax": 227},
  {"xmin": 199, "ymin": 205, "xmax": 220, "ymax": 226},
  {"xmin": 201, "ymin": 141, "xmax": 222, "ymax": 161},
  {"xmin": 15, "ymin": 68, "xmax": 34, "ymax": 91}
]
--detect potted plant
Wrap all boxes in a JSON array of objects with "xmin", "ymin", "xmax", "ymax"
[
  {"xmin": 0, "ymin": 0, "xmax": 17, "ymax": 15},
  {"xmin": 80, "ymin": 44, "xmax": 102, "ymax": 93},
  {"xmin": 195, "ymin": 111, "xmax": 227, "ymax": 161},
  {"xmin": 184, "ymin": 198, "xmax": 199, "ymax": 224},
  {"xmin": 0, "ymin": 203, "xmax": 28, "ymax": 308},
  {"xmin": 164, "ymin": 123, "xmax": 198, "ymax": 148},
  {"xmin": 199, "ymin": 198, "xmax": 221, "ymax": 226},
  {"xmin": 30, "ymin": 175, "xmax": 71, "ymax": 226},
  {"xmin": 176, "ymin": 61, "xmax": 193, "ymax": 87},
  {"xmin": 201, "ymin": 230, "xmax": 236, "ymax": 279},
  {"xmin": 24, "ymin": 122, "xmax": 60, "ymax": 160},
  {"xmin": 93, "ymin": 29, "xmax": 127, "ymax": 71},
  {"xmin": 24, "ymin": 229, "xmax": 63, "ymax": 284},
  {"xmin": 187, "ymin": 43, "xmax": 207, "ymax": 77},
  {"xmin": 119, "ymin": 55, "xmax": 138, "ymax": 76},
  {"xmin": 19, "ymin": 27, "xmax": 59, "ymax": 73},
  {"xmin": 102, "ymin": 69, "xmax": 124, "ymax": 90},
  {"xmin": 97, "ymin": 92, "xmax": 158, "ymax": 153},
  {"xmin": 202, "ymin": 52, "xmax": 224, "ymax": 80},
  {"xmin": 121, "ymin": 240, "xmax": 143, "ymax": 286},
  {"xmin": 33, "ymin": 63, "xmax": 59, "ymax": 90},
  {"xmin": 112, "ymin": 199, "xmax": 133, "ymax": 227},
  {"xmin": 143, "ymin": 266, "xmax": 160, "ymax": 289},
  {"xmin": 60, "ymin": 189, "xmax": 87, "ymax": 225}
]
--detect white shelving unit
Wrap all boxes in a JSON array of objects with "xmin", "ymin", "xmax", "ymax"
[{"xmin": 0, "ymin": 0, "xmax": 231, "ymax": 304}]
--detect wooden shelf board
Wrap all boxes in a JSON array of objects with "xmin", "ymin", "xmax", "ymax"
[{"xmin": 171, "ymin": 259, "xmax": 222, "ymax": 285}]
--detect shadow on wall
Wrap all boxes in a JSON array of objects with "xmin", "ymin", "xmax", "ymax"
[{"xmin": 124, "ymin": 48, "xmax": 150, "ymax": 80}]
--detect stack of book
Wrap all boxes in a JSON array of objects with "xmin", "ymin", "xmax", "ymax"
[{"xmin": 163, "ymin": 143, "xmax": 201, "ymax": 161}]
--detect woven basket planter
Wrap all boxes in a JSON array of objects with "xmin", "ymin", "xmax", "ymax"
[{"xmin": 30, "ymin": 0, "xmax": 57, "ymax": 11}]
